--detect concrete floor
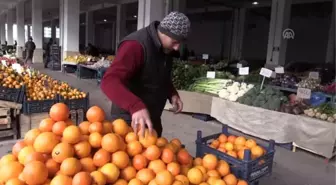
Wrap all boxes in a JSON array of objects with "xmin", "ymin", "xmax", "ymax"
[{"xmin": 1, "ymin": 64, "xmax": 335, "ymax": 185}]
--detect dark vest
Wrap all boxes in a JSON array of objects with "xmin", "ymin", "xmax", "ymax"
[{"xmin": 110, "ymin": 21, "xmax": 173, "ymax": 124}]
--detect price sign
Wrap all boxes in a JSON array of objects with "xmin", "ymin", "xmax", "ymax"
[
  {"xmin": 275, "ymin": 66, "xmax": 284, "ymax": 74},
  {"xmin": 202, "ymin": 54, "xmax": 209, "ymax": 60},
  {"xmin": 236, "ymin": 63, "xmax": 242, "ymax": 68},
  {"xmin": 309, "ymin": 72, "xmax": 319, "ymax": 79},
  {"xmin": 259, "ymin": 68, "xmax": 273, "ymax": 78},
  {"xmin": 239, "ymin": 67, "xmax": 249, "ymax": 75},
  {"xmin": 206, "ymin": 71, "xmax": 216, "ymax": 79},
  {"xmin": 297, "ymin": 88, "xmax": 311, "ymax": 99},
  {"xmin": 1, "ymin": 60, "xmax": 6, "ymax": 66}
]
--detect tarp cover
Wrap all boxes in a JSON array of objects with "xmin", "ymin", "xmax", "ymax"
[{"xmin": 165, "ymin": 91, "xmax": 336, "ymax": 158}]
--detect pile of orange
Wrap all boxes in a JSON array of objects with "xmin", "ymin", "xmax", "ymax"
[
  {"xmin": 0, "ymin": 103, "xmax": 249, "ymax": 185},
  {"xmin": 209, "ymin": 134, "xmax": 266, "ymax": 160}
]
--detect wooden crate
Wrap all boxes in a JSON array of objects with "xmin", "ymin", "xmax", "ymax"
[
  {"xmin": 0, "ymin": 108, "xmax": 11, "ymax": 129},
  {"xmin": 19, "ymin": 113, "xmax": 48, "ymax": 138},
  {"xmin": 0, "ymin": 100, "xmax": 21, "ymax": 140}
]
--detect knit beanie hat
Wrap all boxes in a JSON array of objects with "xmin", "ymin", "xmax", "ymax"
[{"xmin": 158, "ymin": 12, "xmax": 191, "ymax": 41}]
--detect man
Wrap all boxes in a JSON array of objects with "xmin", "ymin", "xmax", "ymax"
[
  {"xmin": 24, "ymin": 37, "xmax": 36, "ymax": 64},
  {"xmin": 44, "ymin": 38, "xmax": 53, "ymax": 68},
  {"xmin": 85, "ymin": 43, "xmax": 99, "ymax": 57},
  {"xmin": 101, "ymin": 12, "xmax": 190, "ymax": 137}
]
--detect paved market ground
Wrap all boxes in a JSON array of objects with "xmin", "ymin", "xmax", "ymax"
[{"xmin": 1, "ymin": 63, "xmax": 335, "ymax": 185}]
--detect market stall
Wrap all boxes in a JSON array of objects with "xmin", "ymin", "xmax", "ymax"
[
  {"xmin": 0, "ymin": 63, "xmax": 90, "ymax": 134},
  {"xmin": 166, "ymin": 60, "xmax": 336, "ymax": 159},
  {"xmin": 0, "ymin": 102, "xmax": 271, "ymax": 185}
]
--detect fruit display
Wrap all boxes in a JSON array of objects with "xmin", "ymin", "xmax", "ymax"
[
  {"xmin": 0, "ymin": 56, "xmax": 17, "ymax": 65},
  {"xmin": 0, "ymin": 103, "xmax": 249, "ymax": 185},
  {"xmin": 218, "ymin": 82, "xmax": 254, "ymax": 102},
  {"xmin": 106, "ymin": 55, "xmax": 115, "ymax": 61},
  {"xmin": 297, "ymin": 78, "xmax": 320, "ymax": 90},
  {"xmin": 237, "ymin": 85, "xmax": 289, "ymax": 111},
  {"xmin": 85, "ymin": 59, "xmax": 112, "ymax": 69},
  {"xmin": 24, "ymin": 73, "xmax": 87, "ymax": 101},
  {"xmin": 0, "ymin": 65, "xmax": 24, "ymax": 89},
  {"xmin": 64, "ymin": 55, "xmax": 100, "ymax": 64},
  {"xmin": 270, "ymin": 73, "xmax": 300, "ymax": 88},
  {"xmin": 0, "ymin": 64, "xmax": 87, "ymax": 101},
  {"xmin": 303, "ymin": 103, "xmax": 336, "ymax": 123},
  {"xmin": 208, "ymin": 134, "xmax": 266, "ymax": 160}
]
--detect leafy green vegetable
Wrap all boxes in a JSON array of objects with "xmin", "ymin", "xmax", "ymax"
[{"xmin": 172, "ymin": 60, "xmax": 210, "ymax": 90}]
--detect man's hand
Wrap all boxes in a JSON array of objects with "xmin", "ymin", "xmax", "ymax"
[
  {"xmin": 131, "ymin": 109, "xmax": 153, "ymax": 137},
  {"xmin": 171, "ymin": 95, "xmax": 183, "ymax": 113}
]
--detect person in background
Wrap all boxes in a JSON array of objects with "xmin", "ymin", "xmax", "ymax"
[
  {"xmin": 44, "ymin": 38, "xmax": 53, "ymax": 68},
  {"xmin": 14, "ymin": 40, "xmax": 17, "ymax": 47},
  {"xmin": 24, "ymin": 37, "xmax": 36, "ymax": 64},
  {"xmin": 101, "ymin": 12, "xmax": 190, "ymax": 137},
  {"xmin": 85, "ymin": 43, "xmax": 99, "ymax": 57}
]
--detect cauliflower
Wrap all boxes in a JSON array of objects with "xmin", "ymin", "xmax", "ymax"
[
  {"xmin": 237, "ymin": 90, "xmax": 246, "ymax": 97},
  {"xmin": 228, "ymin": 94, "xmax": 239, "ymax": 102},
  {"xmin": 218, "ymin": 89, "xmax": 230, "ymax": 99},
  {"xmin": 240, "ymin": 82, "xmax": 247, "ymax": 89},
  {"xmin": 232, "ymin": 82, "xmax": 240, "ymax": 87},
  {"xmin": 227, "ymin": 85, "xmax": 239, "ymax": 94}
]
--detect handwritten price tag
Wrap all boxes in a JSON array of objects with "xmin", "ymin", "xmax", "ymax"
[
  {"xmin": 239, "ymin": 67, "xmax": 249, "ymax": 75},
  {"xmin": 297, "ymin": 88, "xmax": 311, "ymax": 99},
  {"xmin": 202, "ymin": 54, "xmax": 209, "ymax": 60},
  {"xmin": 259, "ymin": 68, "xmax": 273, "ymax": 78},
  {"xmin": 275, "ymin": 66, "xmax": 284, "ymax": 73},
  {"xmin": 309, "ymin": 72, "xmax": 319, "ymax": 79},
  {"xmin": 206, "ymin": 71, "xmax": 216, "ymax": 79}
]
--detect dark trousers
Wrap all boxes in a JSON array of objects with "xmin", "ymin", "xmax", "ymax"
[
  {"xmin": 45, "ymin": 54, "xmax": 50, "ymax": 68},
  {"xmin": 111, "ymin": 113, "xmax": 163, "ymax": 137},
  {"xmin": 25, "ymin": 50, "xmax": 34, "ymax": 64}
]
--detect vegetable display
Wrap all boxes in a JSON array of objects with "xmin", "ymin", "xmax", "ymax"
[
  {"xmin": 303, "ymin": 103, "xmax": 336, "ymax": 123},
  {"xmin": 85, "ymin": 60, "xmax": 112, "ymax": 69},
  {"xmin": 188, "ymin": 78, "xmax": 232, "ymax": 95},
  {"xmin": 172, "ymin": 60, "xmax": 209, "ymax": 90},
  {"xmin": 297, "ymin": 78, "xmax": 320, "ymax": 90},
  {"xmin": 218, "ymin": 82, "xmax": 254, "ymax": 102},
  {"xmin": 280, "ymin": 102, "xmax": 309, "ymax": 115},
  {"xmin": 270, "ymin": 74, "xmax": 300, "ymax": 88},
  {"xmin": 237, "ymin": 85, "xmax": 288, "ymax": 111}
]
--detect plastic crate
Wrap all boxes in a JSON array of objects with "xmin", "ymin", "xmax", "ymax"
[
  {"xmin": 76, "ymin": 65, "xmax": 97, "ymax": 79},
  {"xmin": 23, "ymin": 95, "xmax": 58, "ymax": 115},
  {"xmin": 58, "ymin": 93, "xmax": 89, "ymax": 111},
  {"xmin": 195, "ymin": 125, "xmax": 275, "ymax": 184},
  {"xmin": 62, "ymin": 64, "xmax": 77, "ymax": 73},
  {"xmin": 0, "ymin": 86, "xmax": 24, "ymax": 103}
]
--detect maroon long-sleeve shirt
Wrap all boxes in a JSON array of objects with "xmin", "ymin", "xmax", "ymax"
[{"xmin": 101, "ymin": 40, "xmax": 178, "ymax": 115}]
